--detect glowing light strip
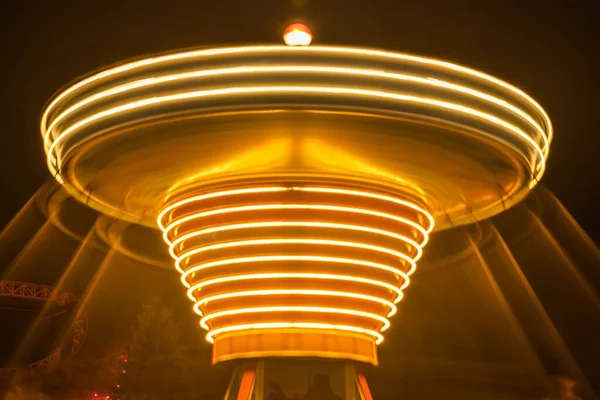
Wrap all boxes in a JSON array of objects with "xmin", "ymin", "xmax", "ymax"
[
  {"xmin": 199, "ymin": 306, "xmax": 390, "ymax": 331},
  {"xmin": 167, "ymin": 221, "xmax": 424, "ymax": 261},
  {"xmin": 186, "ymin": 273, "xmax": 404, "ymax": 304},
  {"xmin": 162, "ymin": 203, "xmax": 429, "ymax": 244},
  {"xmin": 42, "ymin": 65, "xmax": 549, "ymax": 158},
  {"xmin": 205, "ymin": 321, "xmax": 384, "ymax": 344},
  {"xmin": 158, "ymin": 185, "xmax": 432, "ymax": 233},
  {"xmin": 192, "ymin": 289, "xmax": 397, "ymax": 317},
  {"xmin": 180, "ymin": 255, "xmax": 410, "ymax": 289},
  {"xmin": 42, "ymin": 45, "xmax": 552, "ymax": 147},
  {"xmin": 175, "ymin": 239, "xmax": 416, "ymax": 276},
  {"xmin": 157, "ymin": 186, "xmax": 287, "ymax": 229},
  {"xmin": 294, "ymin": 187, "xmax": 434, "ymax": 232},
  {"xmin": 156, "ymin": 185, "xmax": 430, "ymax": 350},
  {"xmin": 46, "ymin": 86, "xmax": 546, "ymax": 182}
]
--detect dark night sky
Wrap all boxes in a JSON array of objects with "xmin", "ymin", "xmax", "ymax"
[{"xmin": 0, "ymin": 0, "xmax": 598, "ymax": 242}]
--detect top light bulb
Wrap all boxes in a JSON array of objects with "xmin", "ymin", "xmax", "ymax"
[{"xmin": 283, "ymin": 23, "xmax": 313, "ymax": 46}]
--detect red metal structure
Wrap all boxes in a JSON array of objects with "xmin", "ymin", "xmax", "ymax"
[{"xmin": 0, "ymin": 280, "xmax": 88, "ymax": 376}]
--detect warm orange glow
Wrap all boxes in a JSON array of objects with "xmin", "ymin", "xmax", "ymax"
[
  {"xmin": 158, "ymin": 183, "xmax": 431, "ymax": 362},
  {"xmin": 185, "ymin": 272, "xmax": 405, "ymax": 303},
  {"xmin": 199, "ymin": 306, "xmax": 391, "ymax": 332},
  {"xmin": 205, "ymin": 322, "xmax": 384, "ymax": 345},
  {"xmin": 167, "ymin": 221, "xmax": 424, "ymax": 262},
  {"xmin": 357, "ymin": 371, "xmax": 374, "ymax": 400},
  {"xmin": 163, "ymin": 203, "xmax": 429, "ymax": 244},
  {"xmin": 178, "ymin": 247, "xmax": 413, "ymax": 280},
  {"xmin": 43, "ymin": 64, "xmax": 550, "ymax": 167},
  {"xmin": 42, "ymin": 46, "xmax": 552, "ymax": 152},
  {"xmin": 193, "ymin": 289, "xmax": 398, "ymax": 317},
  {"xmin": 283, "ymin": 24, "xmax": 313, "ymax": 46},
  {"xmin": 42, "ymin": 47, "xmax": 551, "ymax": 191},
  {"xmin": 46, "ymin": 85, "xmax": 547, "ymax": 186},
  {"xmin": 40, "ymin": 43, "xmax": 553, "ymax": 366}
]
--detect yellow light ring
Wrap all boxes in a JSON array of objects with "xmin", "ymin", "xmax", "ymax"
[
  {"xmin": 205, "ymin": 321, "xmax": 384, "ymax": 345},
  {"xmin": 157, "ymin": 186, "xmax": 288, "ymax": 229},
  {"xmin": 192, "ymin": 289, "xmax": 397, "ymax": 318},
  {"xmin": 158, "ymin": 183, "xmax": 430, "ymax": 350},
  {"xmin": 162, "ymin": 203, "xmax": 429, "ymax": 245},
  {"xmin": 174, "ymin": 239, "xmax": 416, "ymax": 276},
  {"xmin": 186, "ymin": 273, "xmax": 404, "ymax": 304},
  {"xmin": 41, "ymin": 45, "xmax": 552, "ymax": 150},
  {"xmin": 294, "ymin": 187, "xmax": 434, "ymax": 232},
  {"xmin": 158, "ymin": 185, "xmax": 433, "ymax": 233},
  {"xmin": 42, "ymin": 65, "xmax": 549, "ymax": 158},
  {"xmin": 179, "ymin": 255, "xmax": 410, "ymax": 290},
  {"xmin": 199, "ymin": 306, "xmax": 391, "ymax": 332},
  {"xmin": 166, "ymin": 221, "xmax": 424, "ymax": 262},
  {"xmin": 46, "ymin": 85, "xmax": 546, "ymax": 182}
]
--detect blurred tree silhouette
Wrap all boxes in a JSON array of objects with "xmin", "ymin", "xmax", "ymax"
[
  {"xmin": 2, "ymin": 296, "xmax": 212, "ymax": 399},
  {"xmin": 45, "ymin": 348, "xmax": 121, "ymax": 398},
  {"xmin": 119, "ymin": 296, "xmax": 197, "ymax": 400},
  {"xmin": 2, "ymin": 346, "xmax": 122, "ymax": 399}
]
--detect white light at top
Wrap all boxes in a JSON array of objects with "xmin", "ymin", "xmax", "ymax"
[{"xmin": 283, "ymin": 23, "xmax": 313, "ymax": 46}]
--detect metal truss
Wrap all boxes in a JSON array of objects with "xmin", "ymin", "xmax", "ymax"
[{"xmin": 0, "ymin": 280, "xmax": 88, "ymax": 376}]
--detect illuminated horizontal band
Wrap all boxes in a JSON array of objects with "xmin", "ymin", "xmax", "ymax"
[
  {"xmin": 205, "ymin": 321, "xmax": 384, "ymax": 345},
  {"xmin": 163, "ymin": 203, "xmax": 429, "ymax": 244},
  {"xmin": 176, "ymin": 240, "xmax": 415, "ymax": 276},
  {"xmin": 192, "ymin": 289, "xmax": 398, "ymax": 317},
  {"xmin": 199, "ymin": 306, "xmax": 390, "ymax": 332},
  {"xmin": 185, "ymin": 273, "xmax": 405, "ymax": 303},
  {"xmin": 159, "ymin": 183, "xmax": 430, "ymax": 356},
  {"xmin": 42, "ymin": 45, "xmax": 551, "ymax": 130},
  {"xmin": 180, "ymin": 255, "xmax": 410, "ymax": 291},
  {"xmin": 159, "ymin": 185, "xmax": 433, "ymax": 233},
  {"xmin": 42, "ymin": 65, "xmax": 549, "ymax": 159},
  {"xmin": 295, "ymin": 187, "xmax": 434, "ymax": 232},
  {"xmin": 157, "ymin": 187, "xmax": 288, "ymax": 230},
  {"xmin": 42, "ymin": 46, "xmax": 552, "ymax": 175},
  {"xmin": 46, "ymin": 85, "xmax": 546, "ymax": 182},
  {"xmin": 167, "ymin": 221, "xmax": 424, "ymax": 262}
]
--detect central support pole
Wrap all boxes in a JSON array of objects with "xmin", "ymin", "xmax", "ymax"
[{"xmin": 225, "ymin": 359, "xmax": 373, "ymax": 400}]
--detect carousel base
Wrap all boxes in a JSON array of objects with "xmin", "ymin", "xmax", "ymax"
[{"xmin": 223, "ymin": 358, "xmax": 373, "ymax": 400}]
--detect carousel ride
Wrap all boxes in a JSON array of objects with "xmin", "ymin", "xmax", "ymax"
[{"xmin": 37, "ymin": 23, "xmax": 552, "ymax": 399}]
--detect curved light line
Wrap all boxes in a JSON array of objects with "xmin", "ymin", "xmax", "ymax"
[
  {"xmin": 175, "ymin": 239, "xmax": 416, "ymax": 276},
  {"xmin": 199, "ymin": 306, "xmax": 390, "ymax": 332},
  {"xmin": 46, "ymin": 86, "xmax": 546, "ymax": 182},
  {"xmin": 294, "ymin": 187, "xmax": 434, "ymax": 232},
  {"xmin": 41, "ymin": 45, "xmax": 552, "ymax": 148},
  {"xmin": 158, "ymin": 185, "xmax": 433, "ymax": 233},
  {"xmin": 192, "ymin": 289, "xmax": 398, "ymax": 317},
  {"xmin": 162, "ymin": 203, "xmax": 429, "ymax": 245},
  {"xmin": 186, "ymin": 272, "xmax": 404, "ymax": 304},
  {"xmin": 157, "ymin": 186, "xmax": 287, "ymax": 230},
  {"xmin": 42, "ymin": 65, "xmax": 550, "ymax": 158},
  {"xmin": 205, "ymin": 321, "xmax": 384, "ymax": 344},
  {"xmin": 179, "ymin": 255, "xmax": 410, "ymax": 288},
  {"xmin": 166, "ymin": 221, "xmax": 424, "ymax": 261}
]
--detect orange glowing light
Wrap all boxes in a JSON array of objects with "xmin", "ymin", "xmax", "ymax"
[
  {"xmin": 205, "ymin": 322, "xmax": 384, "ymax": 345},
  {"xmin": 192, "ymin": 289, "xmax": 398, "ymax": 317},
  {"xmin": 39, "ymin": 41, "xmax": 553, "ymax": 366},
  {"xmin": 283, "ymin": 23, "xmax": 313, "ymax": 46},
  {"xmin": 158, "ymin": 183, "xmax": 431, "ymax": 363}
]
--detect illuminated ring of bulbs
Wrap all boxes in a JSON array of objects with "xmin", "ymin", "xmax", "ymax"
[
  {"xmin": 42, "ymin": 46, "xmax": 551, "ymax": 188},
  {"xmin": 159, "ymin": 184, "xmax": 433, "ymax": 346}
]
